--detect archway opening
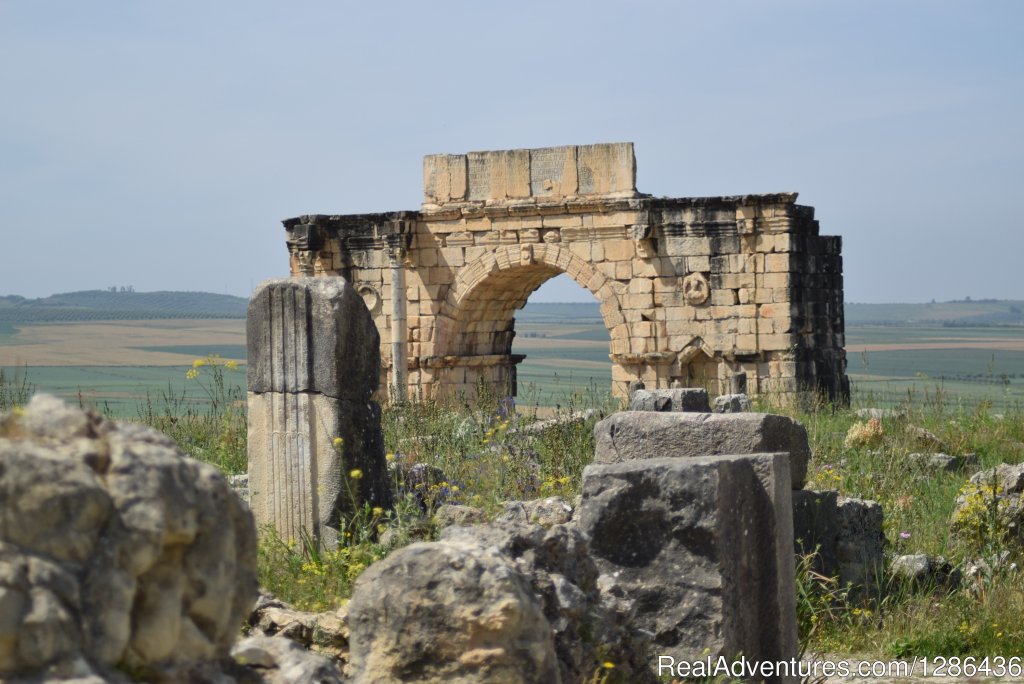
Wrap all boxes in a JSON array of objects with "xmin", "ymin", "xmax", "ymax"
[
  {"xmin": 433, "ymin": 244, "xmax": 628, "ymax": 405},
  {"xmin": 513, "ymin": 273, "xmax": 613, "ymax": 409}
]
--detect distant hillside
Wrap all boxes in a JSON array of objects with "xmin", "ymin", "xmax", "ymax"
[
  {"xmin": 845, "ymin": 300, "xmax": 1024, "ymax": 326},
  {"xmin": 2, "ymin": 291, "xmax": 1020, "ymax": 328},
  {"xmin": 0, "ymin": 290, "xmax": 247, "ymax": 323},
  {"xmin": 521, "ymin": 300, "xmax": 1024, "ymax": 327}
]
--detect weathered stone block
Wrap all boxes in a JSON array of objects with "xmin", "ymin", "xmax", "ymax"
[
  {"xmin": 792, "ymin": 490, "xmax": 886, "ymax": 591},
  {"xmin": 576, "ymin": 453, "xmax": 797, "ymax": 671},
  {"xmin": 247, "ymin": 277, "xmax": 391, "ymax": 549},
  {"xmin": 247, "ymin": 277, "xmax": 379, "ymax": 402},
  {"xmin": 792, "ymin": 489, "xmax": 839, "ymax": 573},
  {"xmin": 0, "ymin": 396, "xmax": 257, "ymax": 679},
  {"xmin": 576, "ymin": 142, "xmax": 636, "ymax": 195},
  {"xmin": 347, "ymin": 541, "xmax": 559, "ymax": 684},
  {"xmin": 529, "ymin": 145, "xmax": 578, "ymax": 197},
  {"xmin": 593, "ymin": 411, "xmax": 810, "ymax": 488},
  {"xmin": 628, "ymin": 388, "xmax": 711, "ymax": 413},
  {"xmin": 712, "ymin": 393, "xmax": 752, "ymax": 413}
]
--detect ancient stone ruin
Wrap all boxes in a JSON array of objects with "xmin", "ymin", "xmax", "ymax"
[
  {"xmin": 2, "ymin": 394, "xmax": 888, "ymax": 682},
  {"xmin": 278, "ymin": 142, "xmax": 848, "ymax": 403},
  {"xmin": 247, "ymin": 277, "xmax": 392, "ymax": 549}
]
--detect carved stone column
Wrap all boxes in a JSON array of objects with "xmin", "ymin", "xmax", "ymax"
[{"xmin": 246, "ymin": 277, "xmax": 391, "ymax": 548}]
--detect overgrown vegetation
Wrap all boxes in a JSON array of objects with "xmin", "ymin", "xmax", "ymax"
[
  {"xmin": 0, "ymin": 365, "xmax": 33, "ymax": 412},
  {"xmin": 779, "ymin": 389, "xmax": 1024, "ymax": 658},
  {"xmin": 136, "ymin": 354, "xmax": 247, "ymax": 474},
  {"xmin": 2, "ymin": 365, "xmax": 1023, "ymax": 661},
  {"xmin": 258, "ymin": 385, "xmax": 617, "ymax": 611}
]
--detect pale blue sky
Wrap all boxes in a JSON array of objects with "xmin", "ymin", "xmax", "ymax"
[{"xmin": 1, "ymin": 1, "xmax": 1021, "ymax": 303}]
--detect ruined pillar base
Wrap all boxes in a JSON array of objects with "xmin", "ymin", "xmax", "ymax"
[{"xmin": 247, "ymin": 277, "xmax": 391, "ymax": 549}]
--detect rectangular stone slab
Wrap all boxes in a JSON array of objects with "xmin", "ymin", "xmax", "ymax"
[
  {"xmin": 576, "ymin": 453, "xmax": 797, "ymax": 675},
  {"xmin": 593, "ymin": 411, "xmax": 810, "ymax": 489},
  {"xmin": 628, "ymin": 388, "xmax": 710, "ymax": 412},
  {"xmin": 422, "ymin": 143, "xmax": 636, "ymax": 204}
]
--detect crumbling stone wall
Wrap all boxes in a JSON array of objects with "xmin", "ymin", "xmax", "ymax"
[{"xmin": 279, "ymin": 142, "xmax": 848, "ymax": 404}]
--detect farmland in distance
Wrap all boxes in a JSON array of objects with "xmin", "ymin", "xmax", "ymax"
[{"xmin": 2, "ymin": 292, "xmax": 1023, "ymax": 412}]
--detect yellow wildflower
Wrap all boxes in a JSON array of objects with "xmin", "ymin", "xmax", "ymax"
[
  {"xmin": 385, "ymin": 452, "xmax": 396, "ymax": 462},
  {"xmin": 602, "ymin": 661, "xmax": 615, "ymax": 669},
  {"xmin": 192, "ymin": 358, "xmax": 206, "ymax": 369},
  {"xmin": 185, "ymin": 369, "xmax": 199, "ymax": 380},
  {"xmin": 349, "ymin": 469, "xmax": 363, "ymax": 480},
  {"xmin": 225, "ymin": 359, "xmax": 239, "ymax": 370},
  {"xmin": 372, "ymin": 507, "xmax": 384, "ymax": 516},
  {"xmin": 333, "ymin": 437, "xmax": 344, "ymax": 448}
]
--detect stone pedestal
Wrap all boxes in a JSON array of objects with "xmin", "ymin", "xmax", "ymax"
[
  {"xmin": 247, "ymin": 277, "xmax": 391, "ymax": 548},
  {"xmin": 576, "ymin": 453, "xmax": 797, "ymax": 679}
]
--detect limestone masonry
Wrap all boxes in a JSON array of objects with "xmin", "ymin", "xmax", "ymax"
[{"xmin": 280, "ymin": 142, "xmax": 848, "ymax": 403}]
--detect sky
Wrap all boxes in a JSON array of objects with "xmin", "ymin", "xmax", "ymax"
[{"xmin": 1, "ymin": 1, "xmax": 1022, "ymax": 304}]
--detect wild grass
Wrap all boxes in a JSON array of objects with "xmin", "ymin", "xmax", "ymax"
[
  {"xmin": 2, "ymin": 365, "xmax": 1023, "ymax": 660},
  {"xmin": 786, "ymin": 390, "xmax": 1024, "ymax": 658},
  {"xmin": 136, "ymin": 354, "xmax": 247, "ymax": 474},
  {"xmin": 0, "ymin": 365, "xmax": 33, "ymax": 412}
]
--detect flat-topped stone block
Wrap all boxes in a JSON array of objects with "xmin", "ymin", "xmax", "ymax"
[
  {"xmin": 593, "ymin": 411, "xmax": 810, "ymax": 489},
  {"xmin": 423, "ymin": 143, "xmax": 636, "ymax": 205},
  {"xmin": 628, "ymin": 388, "xmax": 711, "ymax": 412}
]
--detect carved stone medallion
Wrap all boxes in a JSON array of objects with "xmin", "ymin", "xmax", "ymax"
[{"xmin": 682, "ymin": 273, "xmax": 710, "ymax": 305}]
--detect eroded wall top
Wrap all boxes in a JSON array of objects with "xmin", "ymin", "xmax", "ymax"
[{"xmin": 423, "ymin": 143, "xmax": 637, "ymax": 206}]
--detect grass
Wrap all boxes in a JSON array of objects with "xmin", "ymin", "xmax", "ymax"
[
  {"xmin": 124, "ymin": 355, "xmax": 247, "ymax": 475},
  {"xmin": 254, "ymin": 385, "xmax": 1024, "ymax": 660},
  {"xmin": 2, "ymin": 349, "xmax": 1024, "ymax": 665},
  {"xmin": 780, "ymin": 392, "xmax": 1024, "ymax": 659},
  {"xmin": 0, "ymin": 364, "xmax": 247, "ymax": 417}
]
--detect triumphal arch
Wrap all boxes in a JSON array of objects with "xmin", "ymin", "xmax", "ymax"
[{"xmin": 279, "ymin": 143, "xmax": 848, "ymax": 403}]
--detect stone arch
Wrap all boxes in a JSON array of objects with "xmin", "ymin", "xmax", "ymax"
[
  {"xmin": 429, "ymin": 243, "xmax": 629, "ymax": 397},
  {"xmin": 281, "ymin": 142, "xmax": 850, "ymax": 404}
]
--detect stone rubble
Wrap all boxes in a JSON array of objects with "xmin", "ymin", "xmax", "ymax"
[
  {"xmin": 0, "ymin": 395, "xmax": 258, "ymax": 682},
  {"xmin": 627, "ymin": 388, "xmax": 711, "ymax": 412},
  {"xmin": 950, "ymin": 463, "xmax": 1024, "ymax": 549},
  {"xmin": 1, "ymin": 392, "xmax": 892, "ymax": 684},
  {"xmin": 346, "ymin": 540, "xmax": 560, "ymax": 684},
  {"xmin": 711, "ymin": 392, "xmax": 752, "ymax": 413},
  {"xmin": 907, "ymin": 451, "xmax": 978, "ymax": 473}
]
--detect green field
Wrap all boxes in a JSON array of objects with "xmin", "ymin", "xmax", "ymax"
[
  {"xmin": 514, "ymin": 302, "xmax": 612, "ymax": 406},
  {"xmin": 512, "ymin": 303, "xmax": 1024, "ymax": 408},
  {"xmin": 0, "ymin": 364, "xmax": 246, "ymax": 417},
  {"xmin": 2, "ymin": 295, "xmax": 1023, "ymax": 411},
  {"xmin": 133, "ymin": 344, "xmax": 248, "ymax": 358}
]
